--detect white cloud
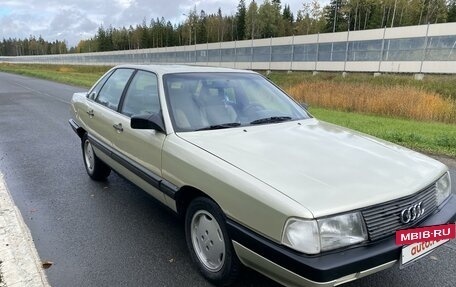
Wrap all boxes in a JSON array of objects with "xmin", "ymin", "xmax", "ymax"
[
  {"xmin": 115, "ymin": 0, "xmax": 135, "ymax": 9},
  {"xmin": 0, "ymin": 0, "xmax": 312, "ymax": 47}
]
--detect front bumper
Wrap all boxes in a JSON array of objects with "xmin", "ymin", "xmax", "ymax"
[{"xmin": 228, "ymin": 194, "xmax": 456, "ymax": 286}]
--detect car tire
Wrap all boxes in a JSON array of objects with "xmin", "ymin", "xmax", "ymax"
[
  {"xmin": 185, "ymin": 197, "xmax": 241, "ymax": 286},
  {"xmin": 81, "ymin": 133, "xmax": 111, "ymax": 181}
]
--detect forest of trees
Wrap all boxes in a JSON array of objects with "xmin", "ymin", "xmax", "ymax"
[
  {"xmin": 0, "ymin": 36, "xmax": 68, "ymax": 57},
  {"xmin": 2, "ymin": 0, "xmax": 456, "ymax": 56}
]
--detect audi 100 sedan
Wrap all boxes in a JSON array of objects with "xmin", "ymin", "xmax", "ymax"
[{"xmin": 69, "ymin": 65, "xmax": 455, "ymax": 286}]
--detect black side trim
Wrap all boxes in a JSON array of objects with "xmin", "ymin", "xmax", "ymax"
[
  {"xmin": 69, "ymin": 118, "xmax": 80, "ymax": 134},
  {"xmin": 88, "ymin": 134, "xmax": 112, "ymax": 158},
  {"xmin": 160, "ymin": 180, "xmax": 179, "ymax": 199},
  {"xmin": 87, "ymin": 134, "xmax": 178, "ymax": 199},
  {"xmin": 111, "ymin": 151, "xmax": 161, "ymax": 189},
  {"xmin": 228, "ymin": 194, "xmax": 456, "ymax": 283}
]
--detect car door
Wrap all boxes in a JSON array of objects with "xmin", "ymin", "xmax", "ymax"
[
  {"xmin": 110, "ymin": 70, "xmax": 167, "ymax": 203},
  {"xmin": 76, "ymin": 69, "xmax": 113, "ymax": 135},
  {"xmin": 87, "ymin": 68, "xmax": 135, "ymax": 149}
]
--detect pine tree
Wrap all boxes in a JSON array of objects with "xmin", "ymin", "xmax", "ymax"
[
  {"xmin": 282, "ymin": 4, "xmax": 294, "ymax": 36},
  {"xmin": 324, "ymin": 0, "xmax": 346, "ymax": 32},
  {"xmin": 449, "ymin": 0, "xmax": 456, "ymax": 22},
  {"xmin": 245, "ymin": 0, "xmax": 259, "ymax": 39},
  {"xmin": 236, "ymin": 0, "xmax": 247, "ymax": 40}
]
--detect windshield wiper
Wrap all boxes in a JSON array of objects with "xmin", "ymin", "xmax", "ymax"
[
  {"xmin": 250, "ymin": 116, "xmax": 292, "ymax": 125},
  {"xmin": 196, "ymin": 122, "xmax": 241, "ymax": 131}
]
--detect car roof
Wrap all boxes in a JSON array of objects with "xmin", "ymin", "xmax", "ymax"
[{"xmin": 113, "ymin": 64, "xmax": 258, "ymax": 75}]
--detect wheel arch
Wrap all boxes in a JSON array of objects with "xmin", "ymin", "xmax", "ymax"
[{"xmin": 175, "ymin": 185, "xmax": 218, "ymax": 219}]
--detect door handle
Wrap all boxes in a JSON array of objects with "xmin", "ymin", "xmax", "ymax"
[
  {"xmin": 113, "ymin": 123, "xmax": 123, "ymax": 132},
  {"xmin": 87, "ymin": 110, "xmax": 94, "ymax": 117}
]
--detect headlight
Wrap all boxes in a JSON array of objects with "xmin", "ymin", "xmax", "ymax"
[
  {"xmin": 436, "ymin": 172, "xmax": 451, "ymax": 206},
  {"xmin": 282, "ymin": 219, "xmax": 319, "ymax": 254},
  {"xmin": 318, "ymin": 213, "xmax": 368, "ymax": 252},
  {"xmin": 282, "ymin": 212, "xmax": 367, "ymax": 254}
]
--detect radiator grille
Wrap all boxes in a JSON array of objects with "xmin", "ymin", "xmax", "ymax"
[{"xmin": 361, "ymin": 184, "xmax": 437, "ymax": 241}]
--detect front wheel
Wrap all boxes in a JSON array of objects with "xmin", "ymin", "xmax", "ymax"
[
  {"xmin": 185, "ymin": 197, "xmax": 240, "ymax": 286},
  {"xmin": 81, "ymin": 133, "xmax": 111, "ymax": 181}
]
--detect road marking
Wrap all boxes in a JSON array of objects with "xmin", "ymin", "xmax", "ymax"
[
  {"xmin": 0, "ymin": 173, "xmax": 50, "ymax": 287},
  {"xmin": 12, "ymin": 82, "xmax": 70, "ymax": 104}
]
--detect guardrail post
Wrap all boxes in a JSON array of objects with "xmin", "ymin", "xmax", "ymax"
[
  {"xmin": 268, "ymin": 37, "xmax": 272, "ymax": 72},
  {"xmin": 376, "ymin": 26, "xmax": 387, "ymax": 76},
  {"xmin": 289, "ymin": 34, "xmax": 295, "ymax": 73},
  {"xmin": 219, "ymin": 41, "xmax": 222, "ymax": 67},
  {"xmin": 330, "ymin": 41, "xmax": 333, "ymax": 62},
  {"xmin": 206, "ymin": 42, "xmax": 209, "ymax": 67},
  {"xmin": 343, "ymin": 30, "xmax": 350, "ymax": 75},
  {"xmin": 250, "ymin": 37, "xmax": 254, "ymax": 70},
  {"xmin": 187, "ymin": 45, "xmax": 190, "ymax": 63},
  {"xmin": 417, "ymin": 22, "xmax": 430, "ymax": 78},
  {"xmin": 194, "ymin": 41, "xmax": 197, "ymax": 65},
  {"xmin": 314, "ymin": 33, "xmax": 319, "ymax": 75},
  {"xmin": 234, "ymin": 40, "xmax": 237, "ymax": 69}
]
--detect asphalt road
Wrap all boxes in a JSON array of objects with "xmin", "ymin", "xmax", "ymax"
[{"xmin": 0, "ymin": 72, "xmax": 455, "ymax": 287}]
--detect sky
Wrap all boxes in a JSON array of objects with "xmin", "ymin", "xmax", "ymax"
[{"xmin": 0, "ymin": 0, "xmax": 312, "ymax": 48}]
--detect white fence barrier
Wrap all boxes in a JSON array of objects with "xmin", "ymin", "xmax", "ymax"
[{"xmin": 2, "ymin": 23, "xmax": 456, "ymax": 74}]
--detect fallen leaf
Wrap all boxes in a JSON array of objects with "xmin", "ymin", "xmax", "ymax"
[
  {"xmin": 168, "ymin": 258, "xmax": 175, "ymax": 263},
  {"xmin": 42, "ymin": 261, "xmax": 53, "ymax": 269},
  {"xmin": 430, "ymin": 256, "xmax": 438, "ymax": 261}
]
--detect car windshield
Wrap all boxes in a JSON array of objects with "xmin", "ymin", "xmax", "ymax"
[{"xmin": 164, "ymin": 72, "xmax": 310, "ymax": 132}]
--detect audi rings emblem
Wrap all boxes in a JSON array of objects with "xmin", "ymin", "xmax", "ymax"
[{"xmin": 400, "ymin": 202, "xmax": 424, "ymax": 224}]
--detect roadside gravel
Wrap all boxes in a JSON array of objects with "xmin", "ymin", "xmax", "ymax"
[{"xmin": 0, "ymin": 174, "xmax": 50, "ymax": 287}]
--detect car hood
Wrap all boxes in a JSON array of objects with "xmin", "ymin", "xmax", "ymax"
[{"xmin": 177, "ymin": 119, "xmax": 447, "ymax": 218}]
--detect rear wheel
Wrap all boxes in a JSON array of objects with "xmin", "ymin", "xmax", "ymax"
[
  {"xmin": 81, "ymin": 133, "xmax": 111, "ymax": 181},
  {"xmin": 185, "ymin": 197, "xmax": 240, "ymax": 286}
]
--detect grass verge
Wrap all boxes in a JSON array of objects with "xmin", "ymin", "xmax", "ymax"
[
  {"xmin": 0, "ymin": 63, "xmax": 455, "ymax": 157},
  {"xmin": 267, "ymin": 71, "xmax": 456, "ymax": 101},
  {"xmin": 311, "ymin": 107, "xmax": 456, "ymax": 157},
  {"xmin": 287, "ymin": 82, "xmax": 456, "ymax": 124},
  {"xmin": 0, "ymin": 63, "xmax": 110, "ymax": 88}
]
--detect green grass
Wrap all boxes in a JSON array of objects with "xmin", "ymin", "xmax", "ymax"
[
  {"xmin": 267, "ymin": 71, "xmax": 456, "ymax": 101},
  {"xmin": 0, "ymin": 63, "xmax": 455, "ymax": 157},
  {"xmin": 311, "ymin": 107, "xmax": 456, "ymax": 157},
  {"xmin": 0, "ymin": 63, "xmax": 111, "ymax": 88}
]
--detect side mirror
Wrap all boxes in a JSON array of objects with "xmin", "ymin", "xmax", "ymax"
[
  {"xmin": 87, "ymin": 92, "xmax": 97, "ymax": 100},
  {"xmin": 131, "ymin": 112, "xmax": 165, "ymax": 133}
]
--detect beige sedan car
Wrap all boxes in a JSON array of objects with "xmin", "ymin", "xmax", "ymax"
[{"xmin": 69, "ymin": 65, "xmax": 455, "ymax": 286}]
